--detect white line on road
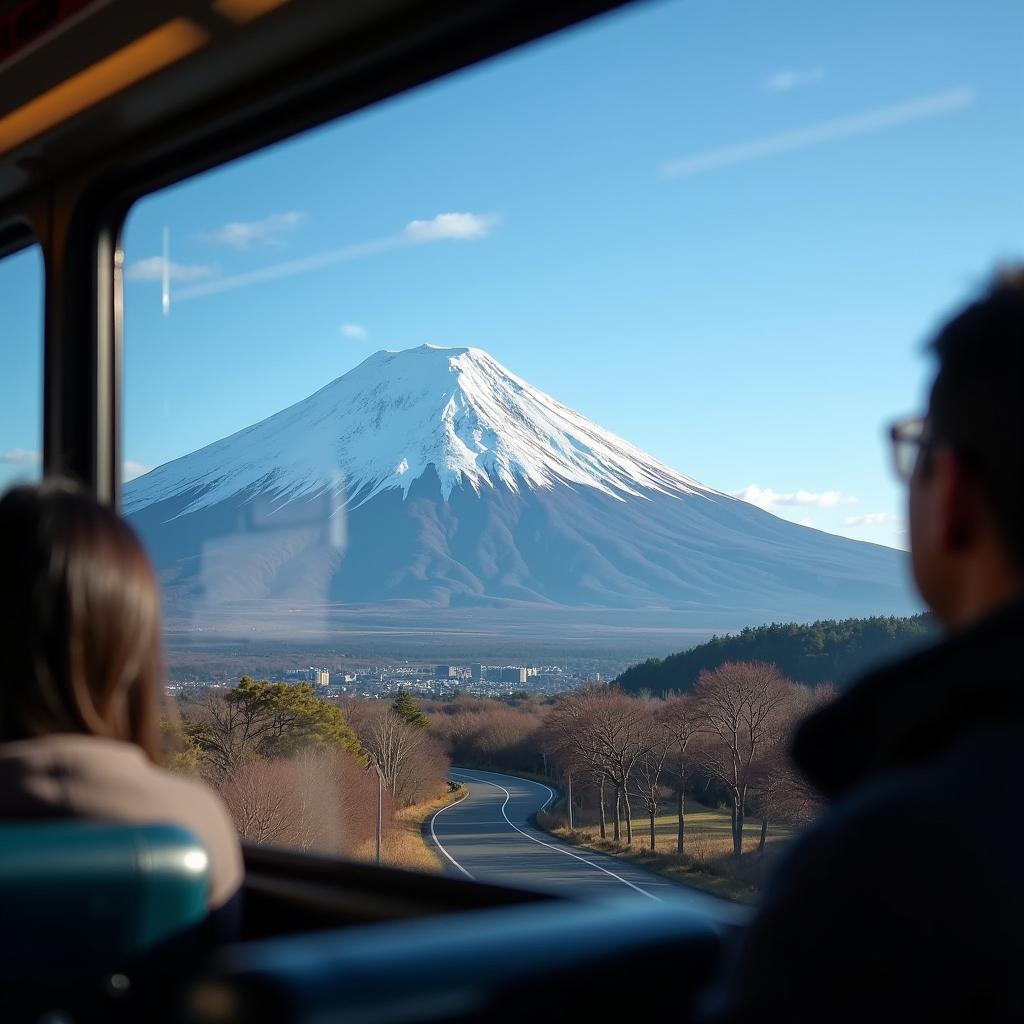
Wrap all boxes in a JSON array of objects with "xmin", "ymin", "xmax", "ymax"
[
  {"xmin": 450, "ymin": 768, "xmax": 555, "ymax": 811},
  {"xmin": 456, "ymin": 771, "xmax": 662, "ymax": 903},
  {"xmin": 428, "ymin": 790, "xmax": 474, "ymax": 879}
]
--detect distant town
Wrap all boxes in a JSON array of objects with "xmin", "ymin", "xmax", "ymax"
[{"xmin": 167, "ymin": 659, "xmax": 607, "ymax": 698}]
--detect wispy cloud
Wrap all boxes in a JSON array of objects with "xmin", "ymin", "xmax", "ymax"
[
  {"xmin": 733, "ymin": 483, "xmax": 858, "ymax": 511},
  {"xmin": 199, "ymin": 211, "xmax": 306, "ymax": 249},
  {"xmin": 341, "ymin": 323, "xmax": 369, "ymax": 341},
  {"xmin": 764, "ymin": 67, "xmax": 825, "ymax": 94},
  {"xmin": 1, "ymin": 448, "xmax": 40, "ymax": 465},
  {"xmin": 660, "ymin": 86, "xmax": 976, "ymax": 179},
  {"xmin": 843, "ymin": 512, "xmax": 895, "ymax": 527},
  {"xmin": 123, "ymin": 460, "xmax": 153, "ymax": 482},
  {"xmin": 176, "ymin": 211, "xmax": 499, "ymax": 302},
  {"xmin": 126, "ymin": 257, "xmax": 217, "ymax": 283},
  {"xmin": 403, "ymin": 212, "xmax": 494, "ymax": 242}
]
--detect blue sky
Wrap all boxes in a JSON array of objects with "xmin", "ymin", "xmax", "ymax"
[{"xmin": 4, "ymin": 0, "xmax": 1024, "ymax": 549}]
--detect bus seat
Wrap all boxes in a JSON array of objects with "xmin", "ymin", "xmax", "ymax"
[{"xmin": 0, "ymin": 821, "xmax": 210, "ymax": 1007}]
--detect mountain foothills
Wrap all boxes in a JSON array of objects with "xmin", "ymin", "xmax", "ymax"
[
  {"xmin": 615, "ymin": 614, "xmax": 936, "ymax": 695},
  {"xmin": 125, "ymin": 345, "xmax": 919, "ymax": 642}
]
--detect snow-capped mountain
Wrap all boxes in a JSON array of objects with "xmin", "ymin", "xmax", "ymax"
[
  {"xmin": 124, "ymin": 345, "xmax": 711, "ymax": 517},
  {"xmin": 126, "ymin": 345, "xmax": 918, "ymax": 641}
]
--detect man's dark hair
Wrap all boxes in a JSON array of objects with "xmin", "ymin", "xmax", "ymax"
[{"xmin": 928, "ymin": 267, "xmax": 1024, "ymax": 569}]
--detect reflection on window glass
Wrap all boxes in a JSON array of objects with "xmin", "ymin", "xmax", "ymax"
[
  {"xmin": 124, "ymin": 0, "xmax": 1020, "ymax": 885},
  {"xmin": 0, "ymin": 245, "xmax": 43, "ymax": 491}
]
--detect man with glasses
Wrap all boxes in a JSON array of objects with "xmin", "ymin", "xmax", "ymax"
[{"xmin": 704, "ymin": 270, "xmax": 1024, "ymax": 1022}]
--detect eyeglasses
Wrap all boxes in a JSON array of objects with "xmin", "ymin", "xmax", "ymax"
[{"xmin": 888, "ymin": 415, "xmax": 931, "ymax": 482}]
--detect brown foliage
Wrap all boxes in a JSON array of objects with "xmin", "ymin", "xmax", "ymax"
[
  {"xmin": 545, "ymin": 686, "xmax": 657, "ymax": 844},
  {"xmin": 428, "ymin": 699, "xmax": 545, "ymax": 773},
  {"xmin": 347, "ymin": 702, "xmax": 450, "ymax": 807},
  {"xmin": 695, "ymin": 661, "xmax": 816, "ymax": 855},
  {"xmin": 219, "ymin": 748, "xmax": 380, "ymax": 854}
]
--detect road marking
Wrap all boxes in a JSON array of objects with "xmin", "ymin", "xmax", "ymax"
[
  {"xmin": 455, "ymin": 770, "xmax": 662, "ymax": 903},
  {"xmin": 428, "ymin": 790, "xmax": 474, "ymax": 879},
  {"xmin": 450, "ymin": 769, "xmax": 555, "ymax": 811}
]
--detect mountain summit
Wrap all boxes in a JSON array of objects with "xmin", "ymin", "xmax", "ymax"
[
  {"xmin": 125, "ymin": 344, "xmax": 709, "ymax": 518},
  {"xmin": 125, "ymin": 345, "xmax": 918, "ymax": 640}
]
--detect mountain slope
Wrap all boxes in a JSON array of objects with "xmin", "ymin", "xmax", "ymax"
[
  {"xmin": 124, "ymin": 345, "xmax": 710, "ymax": 519},
  {"xmin": 125, "ymin": 345, "xmax": 919, "ymax": 638}
]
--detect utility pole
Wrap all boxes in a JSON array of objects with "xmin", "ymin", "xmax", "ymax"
[
  {"xmin": 375, "ymin": 763, "xmax": 383, "ymax": 865},
  {"xmin": 367, "ymin": 757, "xmax": 384, "ymax": 865},
  {"xmin": 567, "ymin": 771, "xmax": 574, "ymax": 830}
]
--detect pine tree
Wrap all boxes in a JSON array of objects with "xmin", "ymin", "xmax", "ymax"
[{"xmin": 391, "ymin": 690, "xmax": 429, "ymax": 728}]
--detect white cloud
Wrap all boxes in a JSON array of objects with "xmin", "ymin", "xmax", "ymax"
[
  {"xmin": 402, "ymin": 212, "xmax": 496, "ymax": 242},
  {"xmin": 176, "ymin": 211, "xmax": 499, "ymax": 302},
  {"xmin": 1, "ymin": 448, "xmax": 40, "ymax": 465},
  {"xmin": 199, "ymin": 211, "xmax": 306, "ymax": 249},
  {"xmin": 732, "ymin": 483, "xmax": 858, "ymax": 511},
  {"xmin": 764, "ymin": 67, "xmax": 825, "ymax": 94},
  {"xmin": 126, "ymin": 257, "xmax": 216, "ymax": 283},
  {"xmin": 660, "ymin": 86, "xmax": 975, "ymax": 179},
  {"xmin": 843, "ymin": 512, "xmax": 895, "ymax": 527},
  {"xmin": 341, "ymin": 323, "xmax": 369, "ymax": 341},
  {"xmin": 123, "ymin": 460, "xmax": 153, "ymax": 482}
]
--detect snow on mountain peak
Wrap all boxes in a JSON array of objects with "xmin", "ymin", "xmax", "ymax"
[{"xmin": 124, "ymin": 344, "xmax": 713, "ymax": 516}]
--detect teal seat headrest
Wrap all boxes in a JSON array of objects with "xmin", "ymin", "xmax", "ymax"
[{"xmin": 0, "ymin": 822, "xmax": 210, "ymax": 979}]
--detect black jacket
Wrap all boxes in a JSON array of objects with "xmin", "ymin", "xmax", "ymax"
[{"xmin": 704, "ymin": 597, "xmax": 1024, "ymax": 1022}]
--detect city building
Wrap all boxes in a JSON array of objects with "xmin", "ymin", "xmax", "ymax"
[{"xmin": 435, "ymin": 665, "xmax": 458, "ymax": 679}]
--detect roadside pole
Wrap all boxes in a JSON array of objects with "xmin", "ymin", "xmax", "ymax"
[
  {"xmin": 376, "ymin": 764, "xmax": 383, "ymax": 864},
  {"xmin": 567, "ymin": 772, "xmax": 574, "ymax": 830}
]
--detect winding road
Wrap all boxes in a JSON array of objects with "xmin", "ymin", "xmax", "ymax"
[{"xmin": 430, "ymin": 768, "xmax": 740, "ymax": 917}]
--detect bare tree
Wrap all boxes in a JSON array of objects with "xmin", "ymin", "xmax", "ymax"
[
  {"xmin": 219, "ymin": 749, "xmax": 382, "ymax": 853},
  {"xmin": 544, "ymin": 687, "xmax": 613, "ymax": 838},
  {"xmin": 220, "ymin": 759, "xmax": 295, "ymax": 844},
  {"xmin": 661, "ymin": 693, "xmax": 700, "ymax": 855},
  {"xmin": 748, "ymin": 682, "xmax": 837, "ymax": 850},
  {"xmin": 352, "ymin": 704, "xmax": 449, "ymax": 807},
  {"xmin": 694, "ymin": 661, "xmax": 793, "ymax": 857},
  {"xmin": 545, "ymin": 686, "xmax": 654, "ymax": 844},
  {"xmin": 630, "ymin": 705, "xmax": 668, "ymax": 850}
]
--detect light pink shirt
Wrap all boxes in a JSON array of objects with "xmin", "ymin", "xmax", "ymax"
[{"xmin": 0, "ymin": 733, "xmax": 243, "ymax": 908}]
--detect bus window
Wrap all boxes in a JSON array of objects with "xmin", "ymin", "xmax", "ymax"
[
  {"xmin": 0, "ymin": 244, "xmax": 43, "ymax": 491},
  {"xmin": 122, "ymin": 0, "xmax": 1021, "ymax": 896}
]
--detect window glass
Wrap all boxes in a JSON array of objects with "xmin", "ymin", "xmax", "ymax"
[
  {"xmin": 0, "ymin": 244, "xmax": 43, "ymax": 490},
  {"xmin": 124, "ymin": 1, "xmax": 1022, "ymax": 891}
]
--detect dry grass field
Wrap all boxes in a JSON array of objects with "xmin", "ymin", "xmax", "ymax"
[
  {"xmin": 353, "ymin": 783, "xmax": 467, "ymax": 872},
  {"xmin": 537, "ymin": 802, "xmax": 796, "ymax": 903}
]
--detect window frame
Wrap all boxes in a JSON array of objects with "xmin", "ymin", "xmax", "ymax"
[{"xmin": 0, "ymin": 224, "xmax": 45, "ymax": 491}]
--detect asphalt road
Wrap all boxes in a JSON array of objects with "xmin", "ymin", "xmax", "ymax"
[{"xmin": 430, "ymin": 768, "xmax": 743, "ymax": 919}]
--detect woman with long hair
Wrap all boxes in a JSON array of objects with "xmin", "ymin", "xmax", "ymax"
[{"xmin": 0, "ymin": 480, "xmax": 242, "ymax": 909}]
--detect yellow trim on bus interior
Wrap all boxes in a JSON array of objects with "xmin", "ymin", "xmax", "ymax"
[
  {"xmin": 0, "ymin": 18, "xmax": 209, "ymax": 155},
  {"xmin": 213, "ymin": 0, "xmax": 291, "ymax": 25}
]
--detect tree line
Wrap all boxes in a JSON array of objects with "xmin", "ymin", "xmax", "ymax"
[
  {"xmin": 544, "ymin": 663, "xmax": 832, "ymax": 857},
  {"xmin": 616, "ymin": 614, "xmax": 934, "ymax": 696}
]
